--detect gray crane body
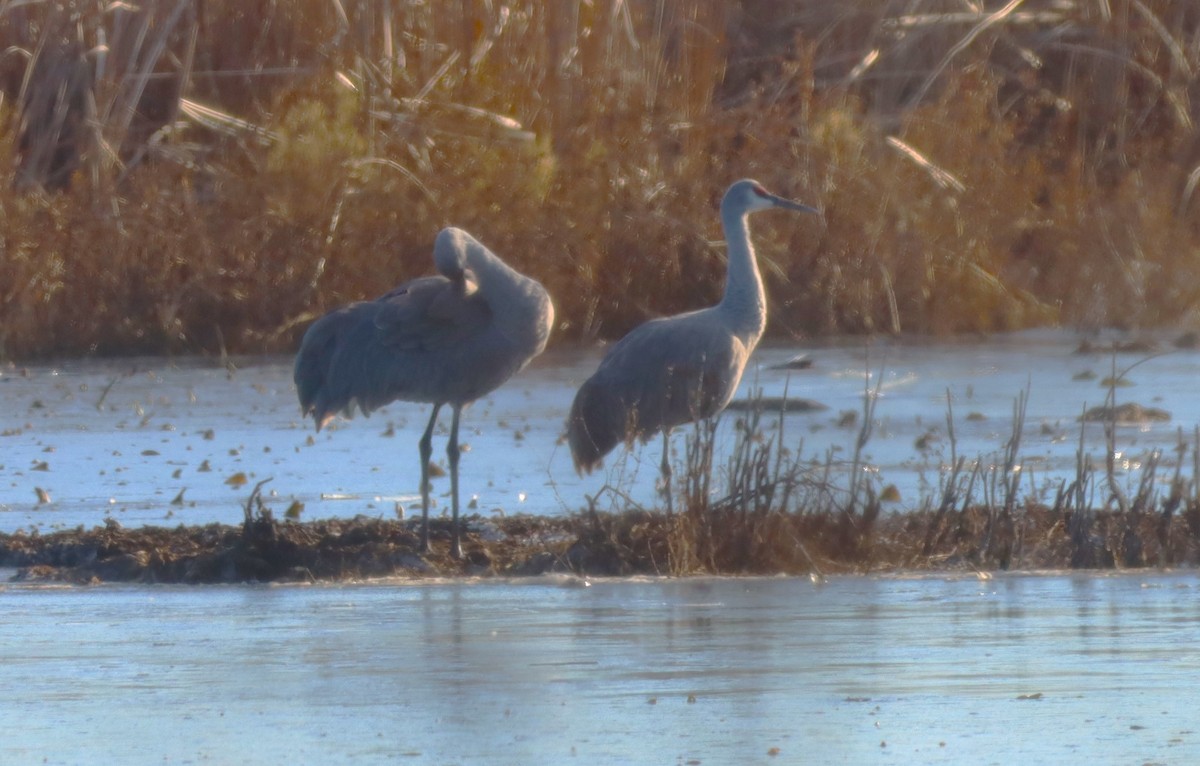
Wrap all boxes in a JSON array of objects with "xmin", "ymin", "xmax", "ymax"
[
  {"xmin": 567, "ymin": 180, "xmax": 817, "ymax": 484},
  {"xmin": 295, "ymin": 227, "xmax": 553, "ymax": 557},
  {"xmin": 567, "ymin": 306, "xmax": 753, "ymax": 472}
]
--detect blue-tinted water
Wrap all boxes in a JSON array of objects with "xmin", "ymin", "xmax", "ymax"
[
  {"xmin": 2, "ymin": 573, "xmax": 1197, "ymax": 764},
  {"xmin": 3, "ymin": 332, "xmax": 1199, "ymax": 763},
  {"xmin": 3, "ymin": 329, "xmax": 1198, "ymax": 533}
]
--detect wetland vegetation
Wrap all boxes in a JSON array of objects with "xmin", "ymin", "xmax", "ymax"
[{"xmin": 3, "ymin": 1, "xmax": 1200, "ymax": 358}]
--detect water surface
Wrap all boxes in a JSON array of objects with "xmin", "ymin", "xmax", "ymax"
[
  {"xmin": 2, "ymin": 572, "xmax": 1196, "ymax": 764},
  {"xmin": 2, "ymin": 329, "xmax": 1198, "ymax": 532}
]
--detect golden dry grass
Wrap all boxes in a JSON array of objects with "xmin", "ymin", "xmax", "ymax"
[{"xmin": 2, "ymin": 1, "xmax": 1200, "ymax": 359}]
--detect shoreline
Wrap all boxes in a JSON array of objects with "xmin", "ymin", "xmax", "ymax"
[{"xmin": 4, "ymin": 504, "xmax": 1197, "ymax": 585}]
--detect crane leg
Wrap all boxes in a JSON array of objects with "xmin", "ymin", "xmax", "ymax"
[
  {"xmin": 660, "ymin": 429, "xmax": 674, "ymax": 519},
  {"xmin": 446, "ymin": 403, "xmax": 464, "ymax": 560},
  {"xmin": 418, "ymin": 403, "xmax": 443, "ymax": 553}
]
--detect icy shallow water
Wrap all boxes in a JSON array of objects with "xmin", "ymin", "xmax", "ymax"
[
  {"xmin": 5, "ymin": 333, "xmax": 1199, "ymax": 764},
  {"xmin": 2, "ymin": 572, "xmax": 1197, "ymax": 764},
  {"xmin": 2, "ymin": 329, "xmax": 1200, "ymax": 533}
]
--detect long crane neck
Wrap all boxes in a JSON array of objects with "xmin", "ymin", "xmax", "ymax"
[
  {"xmin": 459, "ymin": 235, "xmax": 554, "ymax": 356},
  {"xmin": 718, "ymin": 205, "xmax": 767, "ymax": 346}
]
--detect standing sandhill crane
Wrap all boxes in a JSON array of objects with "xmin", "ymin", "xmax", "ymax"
[
  {"xmin": 566, "ymin": 179, "xmax": 818, "ymax": 513},
  {"xmin": 295, "ymin": 227, "xmax": 554, "ymax": 559}
]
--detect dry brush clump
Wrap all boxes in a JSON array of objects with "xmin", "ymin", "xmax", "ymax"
[
  {"xmin": 657, "ymin": 381, "xmax": 884, "ymax": 575},
  {"xmin": 646, "ymin": 364, "xmax": 1200, "ymax": 576},
  {"xmin": 2, "ymin": 1, "xmax": 1200, "ymax": 360}
]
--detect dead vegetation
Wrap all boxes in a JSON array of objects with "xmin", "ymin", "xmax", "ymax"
[
  {"xmin": 2, "ymin": 2, "xmax": 1200, "ymax": 359},
  {"xmin": 4, "ymin": 497, "xmax": 1198, "ymax": 584}
]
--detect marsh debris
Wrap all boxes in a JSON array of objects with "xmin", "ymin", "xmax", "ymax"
[
  {"xmin": 4, "ymin": 498, "xmax": 1200, "ymax": 584},
  {"xmin": 767, "ymin": 354, "xmax": 814, "ymax": 371},
  {"xmin": 1080, "ymin": 402, "xmax": 1171, "ymax": 424},
  {"xmin": 724, "ymin": 396, "xmax": 827, "ymax": 413}
]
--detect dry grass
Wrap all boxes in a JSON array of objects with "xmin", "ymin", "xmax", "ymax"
[
  {"xmin": 641, "ymin": 361, "xmax": 1200, "ymax": 575},
  {"xmin": 2, "ymin": 1, "xmax": 1200, "ymax": 359}
]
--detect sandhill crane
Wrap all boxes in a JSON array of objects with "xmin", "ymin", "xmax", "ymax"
[
  {"xmin": 566, "ymin": 179, "xmax": 817, "ymax": 513},
  {"xmin": 295, "ymin": 227, "xmax": 554, "ymax": 558}
]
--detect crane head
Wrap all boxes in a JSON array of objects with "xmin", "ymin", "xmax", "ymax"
[
  {"xmin": 433, "ymin": 227, "xmax": 479, "ymax": 281},
  {"xmin": 724, "ymin": 178, "xmax": 819, "ymax": 217}
]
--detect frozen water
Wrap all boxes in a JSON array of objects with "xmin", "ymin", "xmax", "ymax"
[
  {"xmin": 1, "ymin": 329, "xmax": 1198, "ymax": 532},
  {"xmin": 1, "ymin": 572, "xmax": 1197, "ymax": 764},
  {"xmin": 4, "ymin": 331, "xmax": 1198, "ymax": 764}
]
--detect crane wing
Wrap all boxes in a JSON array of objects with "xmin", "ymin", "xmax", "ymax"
[
  {"xmin": 373, "ymin": 274, "xmax": 493, "ymax": 351},
  {"xmin": 568, "ymin": 313, "xmax": 751, "ymax": 472},
  {"xmin": 611, "ymin": 318, "xmax": 744, "ymax": 431}
]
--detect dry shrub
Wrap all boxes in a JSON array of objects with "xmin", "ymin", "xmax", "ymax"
[
  {"xmin": 650, "ymin": 398, "xmax": 1200, "ymax": 575},
  {"xmin": 664, "ymin": 394, "xmax": 869, "ymax": 575},
  {"xmin": 2, "ymin": 1, "xmax": 1200, "ymax": 359}
]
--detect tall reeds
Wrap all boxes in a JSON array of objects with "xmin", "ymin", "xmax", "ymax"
[{"xmin": 2, "ymin": 1, "xmax": 1200, "ymax": 359}]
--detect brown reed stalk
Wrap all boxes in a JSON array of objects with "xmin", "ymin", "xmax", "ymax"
[{"xmin": 3, "ymin": 1, "xmax": 1200, "ymax": 358}]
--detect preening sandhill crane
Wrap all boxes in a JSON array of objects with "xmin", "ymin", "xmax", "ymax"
[
  {"xmin": 566, "ymin": 179, "xmax": 818, "ymax": 513},
  {"xmin": 294, "ymin": 227, "xmax": 554, "ymax": 559}
]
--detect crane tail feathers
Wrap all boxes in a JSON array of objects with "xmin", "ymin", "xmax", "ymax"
[
  {"xmin": 567, "ymin": 377, "xmax": 627, "ymax": 475},
  {"xmin": 294, "ymin": 308, "xmax": 362, "ymax": 433},
  {"xmin": 314, "ymin": 410, "xmax": 336, "ymax": 432}
]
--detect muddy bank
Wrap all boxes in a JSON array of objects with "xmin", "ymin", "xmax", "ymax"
[
  {"xmin": 0, "ymin": 510, "xmax": 675, "ymax": 585},
  {"xmin": 0, "ymin": 515, "xmax": 579, "ymax": 585},
  {"xmin": 3, "ymin": 502, "xmax": 1200, "ymax": 584}
]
